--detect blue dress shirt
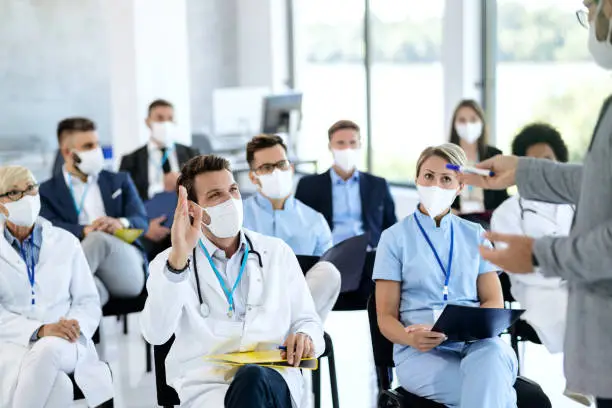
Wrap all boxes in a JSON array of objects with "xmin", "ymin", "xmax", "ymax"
[
  {"xmin": 372, "ymin": 209, "xmax": 497, "ymax": 362},
  {"xmin": 330, "ymin": 168, "xmax": 364, "ymax": 245},
  {"xmin": 4, "ymin": 222, "xmax": 43, "ymax": 266},
  {"xmin": 243, "ymin": 193, "xmax": 332, "ymax": 256}
]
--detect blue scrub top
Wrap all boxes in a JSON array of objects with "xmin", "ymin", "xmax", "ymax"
[
  {"xmin": 330, "ymin": 168, "xmax": 364, "ymax": 244},
  {"xmin": 373, "ymin": 209, "xmax": 497, "ymax": 327},
  {"xmin": 243, "ymin": 193, "xmax": 333, "ymax": 256}
]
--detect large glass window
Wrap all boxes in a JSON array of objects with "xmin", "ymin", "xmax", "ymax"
[
  {"xmin": 370, "ymin": 0, "xmax": 445, "ymax": 183},
  {"xmin": 496, "ymin": 0, "xmax": 611, "ymax": 161},
  {"xmin": 293, "ymin": 0, "xmax": 367, "ymax": 169}
]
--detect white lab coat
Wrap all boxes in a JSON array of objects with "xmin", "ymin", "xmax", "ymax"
[
  {"xmin": 491, "ymin": 195, "xmax": 574, "ymax": 353},
  {"xmin": 140, "ymin": 229, "xmax": 325, "ymax": 408},
  {"xmin": 0, "ymin": 218, "xmax": 113, "ymax": 407}
]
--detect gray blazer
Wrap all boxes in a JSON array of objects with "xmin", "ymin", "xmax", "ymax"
[{"xmin": 515, "ymin": 97, "xmax": 612, "ymax": 398}]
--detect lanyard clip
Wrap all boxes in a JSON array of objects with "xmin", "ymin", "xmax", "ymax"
[{"xmin": 443, "ymin": 286, "xmax": 449, "ymax": 296}]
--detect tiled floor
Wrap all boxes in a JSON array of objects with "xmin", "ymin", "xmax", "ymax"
[{"xmin": 94, "ymin": 312, "xmax": 584, "ymax": 408}]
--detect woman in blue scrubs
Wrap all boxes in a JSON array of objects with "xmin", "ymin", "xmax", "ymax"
[{"xmin": 373, "ymin": 143, "xmax": 518, "ymax": 408}]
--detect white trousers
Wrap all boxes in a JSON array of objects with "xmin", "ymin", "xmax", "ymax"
[
  {"xmin": 13, "ymin": 337, "xmax": 78, "ymax": 408},
  {"xmin": 304, "ymin": 261, "xmax": 341, "ymax": 323}
]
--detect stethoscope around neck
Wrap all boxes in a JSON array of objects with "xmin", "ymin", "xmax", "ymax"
[
  {"xmin": 517, "ymin": 198, "xmax": 575, "ymax": 233},
  {"xmin": 192, "ymin": 233, "xmax": 263, "ymax": 306}
]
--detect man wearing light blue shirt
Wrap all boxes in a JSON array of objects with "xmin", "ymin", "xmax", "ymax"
[{"xmin": 243, "ymin": 135, "xmax": 341, "ymax": 321}]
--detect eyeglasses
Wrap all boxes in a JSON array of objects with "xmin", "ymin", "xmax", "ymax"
[
  {"xmin": 252, "ymin": 160, "xmax": 291, "ymax": 175},
  {"xmin": 0, "ymin": 184, "xmax": 40, "ymax": 202},
  {"xmin": 577, "ymin": 9, "xmax": 589, "ymax": 28}
]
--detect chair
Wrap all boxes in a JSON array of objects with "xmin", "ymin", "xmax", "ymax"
[
  {"xmin": 366, "ymin": 294, "xmax": 552, "ymax": 408},
  {"xmin": 153, "ymin": 333, "xmax": 338, "ymax": 408},
  {"xmin": 96, "ymin": 286, "xmax": 152, "ymax": 372},
  {"xmin": 499, "ymin": 272, "xmax": 542, "ymax": 369}
]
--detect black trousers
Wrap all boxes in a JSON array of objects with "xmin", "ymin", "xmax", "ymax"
[
  {"xmin": 225, "ymin": 365, "xmax": 292, "ymax": 408},
  {"xmin": 598, "ymin": 398, "xmax": 612, "ymax": 408}
]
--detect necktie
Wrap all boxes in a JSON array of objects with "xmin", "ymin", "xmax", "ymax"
[{"xmin": 160, "ymin": 148, "xmax": 171, "ymax": 174}]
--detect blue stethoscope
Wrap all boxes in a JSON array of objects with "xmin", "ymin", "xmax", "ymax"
[{"xmin": 193, "ymin": 234, "xmax": 263, "ymax": 317}]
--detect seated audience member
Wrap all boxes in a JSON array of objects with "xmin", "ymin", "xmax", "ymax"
[
  {"xmin": 40, "ymin": 117, "xmax": 147, "ymax": 305},
  {"xmin": 448, "ymin": 99, "xmax": 509, "ymax": 214},
  {"xmin": 491, "ymin": 124, "xmax": 591, "ymax": 406},
  {"xmin": 242, "ymin": 135, "xmax": 341, "ymax": 322},
  {"xmin": 0, "ymin": 165, "xmax": 113, "ymax": 408},
  {"xmin": 373, "ymin": 144, "xmax": 517, "ymax": 408},
  {"xmin": 140, "ymin": 155, "xmax": 324, "ymax": 408},
  {"xmin": 120, "ymin": 99, "xmax": 200, "ymax": 259},
  {"xmin": 295, "ymin": 120, "xmax": 396, "ymax": 248}
]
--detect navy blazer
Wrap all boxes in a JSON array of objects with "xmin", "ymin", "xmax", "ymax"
[
  {"xmin": 295, "ymin": 169, "xmax": 397, "ymax": 248},
  {"xmin": 40, "ymin": 170, "xmax": 148, "ymax": 240}
]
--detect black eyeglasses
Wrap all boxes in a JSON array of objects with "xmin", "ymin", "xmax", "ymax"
[
  {"xmin": 0, "ymin": 184, "xmax": 40, "ymax": 202},
  {"xmin": 252, "ymin": 160, "xmax": 291, "ymax": 175}
]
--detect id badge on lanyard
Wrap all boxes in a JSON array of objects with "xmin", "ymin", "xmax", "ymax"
[{"xmin": 414, "ymin": 215, "xmax": 454, "ymax": 302}]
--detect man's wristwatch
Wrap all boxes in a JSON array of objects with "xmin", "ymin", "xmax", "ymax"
[{"xmin": 167, "ymin": 259, "xmax": 190, "ymax": 274}]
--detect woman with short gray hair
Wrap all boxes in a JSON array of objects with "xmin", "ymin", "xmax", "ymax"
[{"xmin": 0, "ymin": 165, "xmax": 113, "ymax": 407}]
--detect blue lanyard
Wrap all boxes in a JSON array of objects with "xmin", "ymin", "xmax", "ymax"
[
  {"xmin": 198, "ymin": 240, "xmax": 249, "ymax": 318},
  {"xmin": 19, "ymin": 237, "xmax": 36, "ymax": 305},
  {"xmin": 67, "ymin": 174, "xmax": 92, "ymax": 217},
  {"xmin": 414, "ymin": 215, "xmax": 454, "ymax": 301}
]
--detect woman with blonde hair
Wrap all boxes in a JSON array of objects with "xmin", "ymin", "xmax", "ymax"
[
  {"xmin": 373, "ymin": 144, "xmax": 518, "ymax": 407},
  {"xmin": 0, "ymin": 165, "xmax": 113, "ymax": 407}
]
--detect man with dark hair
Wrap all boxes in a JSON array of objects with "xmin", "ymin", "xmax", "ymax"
[
  {"xmin": 242, "ymin": 134, "xmax": 341, "ymax": 323},
  {"xmin": 295, "ymin": 120, "xmax": 397, "ymax": 248},
  {"xmin": 120, "ymin": 99, "xmax": 200, "ymax": 259},
  {"xmin": 141, "ymin": 154, "xmax": 324, "ymax": 408},
  {"xmin": 40, "ymin": 117, "xmax": 148, "ymax": 305}
]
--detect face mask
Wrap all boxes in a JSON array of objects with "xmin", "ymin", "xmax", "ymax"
[
  {"xmin": 151, "ymin": 121, "xmax": 177, "ymax": 147},
  {"xmin": 200, "ymin": 198, "xmax": 243, "ymax": 239},
  {"xmin": 74, "ymin": 147, "xmax": 105, "ymax": 176},
  {"xmin": 4, "ymin": 195, "xmax": 41, "ymax": 227},
  {"xmin": 417, "ymin": 185, "xmax": 458, "ymax": 219},
  {"xmin": 332, "ymin": 148, "xmax": 360, "ymax": 173},
  {"xmin": 588, "ymin": 3, "xmax": 612, "ymax": 70},
  {"xmin": 455, "ymin": 122, "xmax": 483, "ymax": 145},
  {"xmin": 257, "ymin": 169, "xmax": 294, "ymax": 200}
]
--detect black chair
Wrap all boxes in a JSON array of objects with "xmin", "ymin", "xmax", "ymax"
[
  {"xmin": 499, "ymin": 272, "xmax": 542, "ymax": 369},
  {"xmin": 96, "ymin": 286, "xmax": 152, "ymax": 372},
  {"xmin": 366, "ymin": 294, "xmax": 552, "ymax": 408},
  {"xmin": 70, "ymin": 372, "xmax": 114, "ymax": 407},
  {"xmin": 312, "ymin": 332, "xmax": 340, "ymax": 408}
]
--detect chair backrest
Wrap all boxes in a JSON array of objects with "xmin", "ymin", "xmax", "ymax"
[
  {"xmin": 320, "ymin": 234, "xmax": 369, "ymax": 293},
  {"xmin": 367, "ymin": 293, "xmax": 395, "ymax": 369},
  {"xmin": 154, "ymin": 336, "xmax": 181, "ymax": 406},
  {"xmin": 296, "ymin": 255, "xmax": 320, "ymax": 276}
]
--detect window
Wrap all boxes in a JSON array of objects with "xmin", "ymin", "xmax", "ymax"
[
  {"xmin": 370, "ymin": 0, "xmax": 445, "ymax": 183},
  {"xmin": 496, "ymin": 0, "xmax": 611, "ymax": 161},
  {"xmin": 293, "ymin": 0, "xmax": 367, "ymax": 169}
]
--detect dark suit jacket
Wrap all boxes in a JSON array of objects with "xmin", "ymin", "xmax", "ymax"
[
  {"xmin": 452, "ymin": 145, "xmax": 510, "ymax": 212},
  {"xmin": 40, "ymin": 170, "xmax": 148, "ymax": 240},
  {"xmin": 295, "ymin": 169, "xmax": 397, "ymax": 248},
  {"xmin": 119, "ymin": 144, "xmax": 200, "ymax": 202}
]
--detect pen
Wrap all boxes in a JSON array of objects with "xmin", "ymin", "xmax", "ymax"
[
  {"xmin": 446, "ymin": 163, "xmax": 495, "ymax": 177},
  {"xmin": 278, "ymin": 346, "xmax": 287, "ymax": 351}
]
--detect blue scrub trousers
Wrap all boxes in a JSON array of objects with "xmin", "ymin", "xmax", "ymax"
[{"xmin": 396, "ymin": 337, "xmax": 518, "ymax": 408}]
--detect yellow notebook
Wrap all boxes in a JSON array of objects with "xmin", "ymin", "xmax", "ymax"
[
  {"xmin": 204, "ymin": 350, "xmax": 318, "ymax": 370},
  {"xmin": 113, "ymin": 228, "xmax": 144, "ymax": 244}
]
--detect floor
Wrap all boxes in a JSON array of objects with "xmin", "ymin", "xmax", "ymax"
[{"xmin": 88, "ymin": 311, "xmax": 585, "ymax": 408}]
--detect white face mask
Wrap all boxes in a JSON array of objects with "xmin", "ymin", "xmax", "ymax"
[
  {"xmin": 332, "ymin": 148, "xmax": 360, "ymax": 173},
  {"xmin": 417, "ymin": 185, "xmax": 458, "ymax": 219},
  {"xmin": 151, "ymin": 121, "xmax": 177, "ymax": 147},
  {"xmin": 200, "ymin": 198, "xmax": 243, "ymax": 239},
  {"xmin": 257, "ymin": 169, "xmax": 294, "ymax": 200},
  {"xmin": 4, "ymin": 194, "xmax": 41, "ymax": 227},
  {"xmin": 455, "ymin": 122, "xmax": 483, "ymax": 145},
  {"xmin": 74, "ymin": 147, "xmax": 105, "ymax": 176},
  {"xmin": 588, "ymin": 4, "xmax": 612, "ymax": 70}
]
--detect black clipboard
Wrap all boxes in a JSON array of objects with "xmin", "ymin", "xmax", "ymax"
[
  {"xmin": 432, "ymin": 305, "xmax": 525, "ymax": 342},
  {"xmin": 145, "ymin": 192, "xmax": 177, "ymax": 228}
]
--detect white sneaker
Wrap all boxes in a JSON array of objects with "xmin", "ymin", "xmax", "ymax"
[{"xmin": 563, "ymin": 389, "xmax": 594, "ymax": 407}]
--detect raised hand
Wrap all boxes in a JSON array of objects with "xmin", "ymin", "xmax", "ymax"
[{"xmin": 168, "ymin": 186, "xmax": 203, "ymax": 269}]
